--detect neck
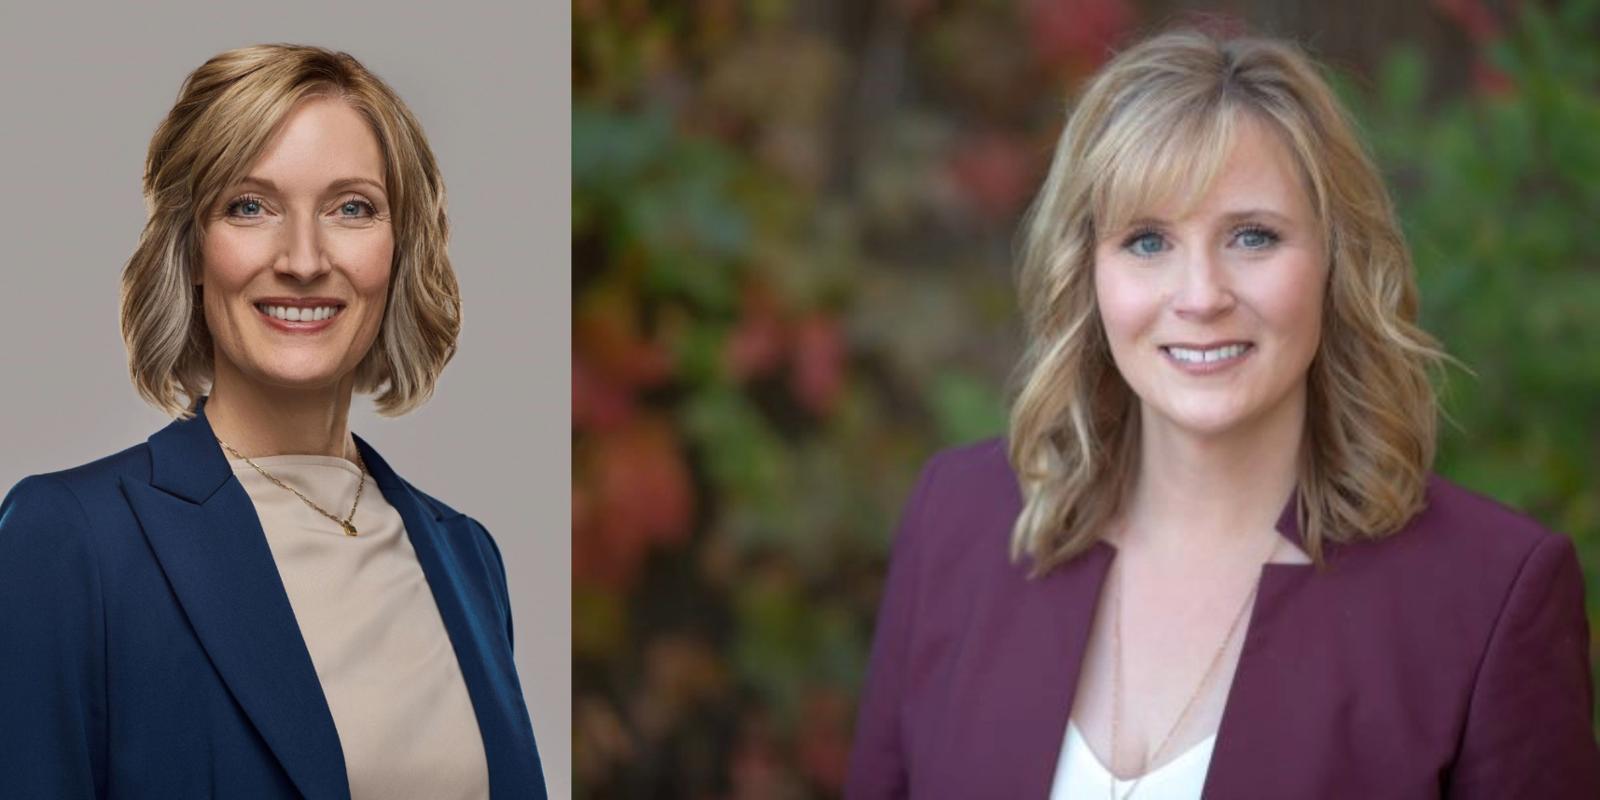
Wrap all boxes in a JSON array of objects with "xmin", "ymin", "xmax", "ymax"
[
  {"xmin": 205, "ymin": 362, "xmax": 357, "ymax": 460},
  {"xmin": 1118, "ymin": 384, "xmax": 1305, "ymax": 557}
]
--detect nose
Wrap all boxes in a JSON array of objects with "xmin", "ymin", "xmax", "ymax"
[
  {"xmin": 275, "ymin": 216, "xmax": 333, "ymax": 283},
  {"xmin": 1171, "ymin": 247, "xmax": 1235, "ymax": 320}
]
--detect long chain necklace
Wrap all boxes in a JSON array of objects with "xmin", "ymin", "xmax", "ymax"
[
  {"xmin": 217, "ymin": 437, "xmax": 369, "ymax": 537},
  {"xmin": 1107, "ymin": 534, "xmax": 1280, "ymax": 800}
]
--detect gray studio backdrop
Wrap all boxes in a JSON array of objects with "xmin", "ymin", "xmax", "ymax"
[{"xmin": 0, "ymin": 3, "xmax": 570, "ymax": 796}]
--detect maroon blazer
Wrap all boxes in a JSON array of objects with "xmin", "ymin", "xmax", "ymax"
[{"xmin": 846, "ymin": 438, "xmax": 1600, "ymax": 798}]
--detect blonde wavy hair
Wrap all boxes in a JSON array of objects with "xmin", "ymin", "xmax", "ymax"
[
  {"xmin": 1009, "ymin": 30, "xmax": 1446, "ymax": 572},
  {"xmin": 121, "ymin": 44, "xmax": 459, "ymax": 418}
]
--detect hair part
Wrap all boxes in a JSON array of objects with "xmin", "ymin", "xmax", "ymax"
[
  {"xmin": 1008, "ymin": 29, "xmax": 1446, "ymax": 573},
  {"xmin": 121, "ymin": 43, "xmax": 459, "ymax": 418}
]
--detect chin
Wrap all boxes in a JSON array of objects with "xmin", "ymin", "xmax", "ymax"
[
  {"xmin": 1165, "ymin": 415, "xmax": 1250, "ymax": 439},
  {"xmin": 1147, "ymin": 398, "xmax": 1261, "ymax": 438},
  {"xmin": 244, "ymin": 362, "xmax": 357, "ymax": 392}
]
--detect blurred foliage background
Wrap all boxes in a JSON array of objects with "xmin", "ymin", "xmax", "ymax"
[{"xmin": 573, "ymin": 0, "xmax": 1600, "ymax": 796}]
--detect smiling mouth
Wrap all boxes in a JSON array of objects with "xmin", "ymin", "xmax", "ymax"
[
  {"xmin": 254, "ymin": 303, "xmax": 345, "ymax": 323},
  {"xmin": 1161, "ymin": 343, "xmax": 1253, "ymax": 364}
]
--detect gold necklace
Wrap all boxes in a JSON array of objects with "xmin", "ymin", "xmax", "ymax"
[
  {"xmin": 217, "ymin": 437, "xmax": 369, "ymax": 537},
  {"xmin": 1107, "ymin": 534, "xmax": 1280, "ymax": 800}
]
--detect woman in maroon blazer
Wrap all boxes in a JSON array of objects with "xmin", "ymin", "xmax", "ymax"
[{"xmin": 847, "ymin": 30, "xmax": 1600, "ymax": 799}]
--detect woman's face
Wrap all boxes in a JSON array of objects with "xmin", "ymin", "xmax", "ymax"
[
  {"xmin": 199, "ymin": 96, "xmax": 393, "ymax": 397},
  {"xmin": 1093, "ymin": 116, "xmax": 1326, "ymax": 440}
]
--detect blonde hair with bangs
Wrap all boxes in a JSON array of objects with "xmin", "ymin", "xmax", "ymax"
[
  {"xmin": 1009, "ymin": 30, "xmax": 1445, "ymax": 572},
  {"xmin": 121, "ymin": 43, "xmax": 459, "ymax": 418}
]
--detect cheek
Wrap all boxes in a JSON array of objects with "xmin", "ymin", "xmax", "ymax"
[
  {"xmin": 1254, "ymin": 257, "xmax": 1327, "ymax": 367},
  {"xmin": 1094, "ymin": 266, "xmax": 1158, "ymax": 349},
  {"xmin": 198, "ymin": 230, "xmax": 262, "ymax": 290},
  {"xmin": 1280, "ymin": 265, "xmax": 1326, "ymax": 339},
  {"xmin": 198, "ymin": 232, "xmax": 260, "ymax": 336},
  {"xmin": 335, "ymin": 234, "xmax": 394, "ymax": 298}
]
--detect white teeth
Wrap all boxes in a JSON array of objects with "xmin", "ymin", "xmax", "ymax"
[
  {"xmin": 1166, "ymin": 344, "xmax": 1249, "ymax": 364},
  {"xmin": 257, "ymin": 304, "xmax": 340, "ymax": 322}
]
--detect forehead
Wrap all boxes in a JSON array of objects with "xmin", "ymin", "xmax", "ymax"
[
  {"xmin": 243, "ymin": 97, "xmax": 385, "ymax": 186},
  {"xmin": 1093, "ymin": 107, "xmax": 1313, "ymax": 233}
]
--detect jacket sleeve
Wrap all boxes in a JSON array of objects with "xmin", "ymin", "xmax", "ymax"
[
  {"xmin": 0, "ymin": 475, "xmax": 106, "ymax": 799},
  {"xmin": 470, "ymin": 516, "xmax": 517, "ymax": 652},
  {"xmin": 467, "ymin": 515, "xmax": 550, "ymax": 798},
  {"xmin": 845, "ymin": 455, "xmax": 944, "ymax": 800},
  {"xmin": 1447, "ymin": 533, "xmax": 1600, "ymax": 798}
]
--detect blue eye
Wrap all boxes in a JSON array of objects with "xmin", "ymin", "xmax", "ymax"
[
  {"xmin": 226, "ymin": 196, "xmax": 265, "ymax": 217},
  {"xmin": 1234, "ymin": 226, "xmax": 1280, "ymax": 250},
  {"xmin": 336, "ymin": 198, "xmax": 377, "ymax": 219},
  {"xmin": 1123, "ymin": 230, "xmax": 1168, "ymax": 257}
]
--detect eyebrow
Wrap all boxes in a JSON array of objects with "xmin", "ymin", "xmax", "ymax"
[
  {"xmin": 1218, "ymin": 208, "xmax": 1294, "ymax": 226},
  {"xmin": 1117, "ymin": 208, "xmax": 1295, "ymax": 232},
  {"xmin": 234, "ymin": 175, "xmax": 387, "ymax": 195}
]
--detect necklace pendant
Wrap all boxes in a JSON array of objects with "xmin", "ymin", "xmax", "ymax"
[{"xmin": 342, "ymin": 521, "xmax": 358, "ymax": 537}]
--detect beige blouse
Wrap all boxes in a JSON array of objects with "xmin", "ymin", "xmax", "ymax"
[{"xmin": 230, "ymin": 454, "xmax": 490, "ymax": 800}]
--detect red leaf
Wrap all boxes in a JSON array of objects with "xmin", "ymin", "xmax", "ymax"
[
  {"xmin": 1471, "ymin": 59, "xmax": 1515, "ymax": 96},
  {"xmin": 796, "ymin": 687, "xmax": 853, "ymax": 791},
  {"xmin": 1024, "ymin": 0, "xmax": 1136, "ymax": 73},
  {"xmin": 724, "ymin": 281, "xmax": 788, "ymax": 381},
  {"xmin": 790, "ymin": 312, "xmax": 846, "ymax": 417},
  {"xmin": 1433, "ymin": 0, "xmax": 1505, "ymax": 42},
  {"xmin": 576, "ymin": 286, "xmax": 675, "ymax": 388},
  {"xmin": 573, "ymin": 417, "xmax": 696, "ymax": 589},
  {"xmin": 947, "ymin": 131, "xmax": 1038, "ymax": 223},
  {"xmin": 727, "ymin": 709, "xmax": 786, "ymax": 800},
  {"xmin": 573, "ymin": 354, "xmax": 637, "ymax": 433}
]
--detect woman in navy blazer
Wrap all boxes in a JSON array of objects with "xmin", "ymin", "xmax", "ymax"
[
  {"xmin": 0, "ymin": 45, "xmax": 544, "ymax": 798},
  {"xmin": 848, "ymin": 30, "xmax": 1600, "ymax": 799}
]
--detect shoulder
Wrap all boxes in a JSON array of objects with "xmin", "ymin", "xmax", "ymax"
[
  {"xmin": 1416, "ymin": 474, "xmax": 1560, "ymax": 547},
  {"xmin": 0, "ymin": 444, "xmax": 151, "ymax": 582},
  {"xmin": 357, "ymin": 436, "xmax": 499, "ymax": 565},
  {"xmin": 2, "ymin": 442, "xmax": 152, "ymax": 523},
  {"xmin": 909, "ymin": 436, "xmax": 1019, "ymax": 513},
  {"xmin": 393, "ymin": 476, "xmax": 506, "ymax": 569},
  {"xmin": 393, "ymin": 478, "xmax": 513, "ymax": 625},
  {"xmin": 395, "ymin": 477, "xmax": 488, "ymax": 545},
  {"xmin": 891, "ymin": 436, "xmax": 1022, "ymax": 575},
  {"xmin": 1395, "ymin": 477, "xmax": 1600, "ymax": 790},
  {"xmin": 1366, "ymin": 473, "xmax": 1574, "ymax": 578},
  {"xmin": 1, "ymin": 473, "xmax": 91, "ymax": 527},
  {"xmin": 7, "ymin": 442, "xmax": 152, "ymax": 499},
  {"xmin": 1322, "ymin": 473, "xmax": 1583, "ymax": 646},
  {"xmin": 402, "ymin": 479, "xmax": 469, "ymax": 523},
  {"xmin": 919, "ymin": 437, "xmax": 1017, "ymax": 495}
]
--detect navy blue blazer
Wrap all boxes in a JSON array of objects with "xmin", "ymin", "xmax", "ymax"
[{"xmin": 0, "ymin": 403, "xmax": 546, "ymax": 799}]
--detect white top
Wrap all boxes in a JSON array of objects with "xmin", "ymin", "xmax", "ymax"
[
  {"xmin": 231, "ymin": 455, "xmax": 490, "ymax": 800},
  {"xmin": 1050, "ymin": 719, "xmax": 1216, "ymax": 799}
]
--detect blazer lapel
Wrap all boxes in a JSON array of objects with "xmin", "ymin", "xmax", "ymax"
[
  {"xmin": 122, "ymin": 404, "xmax": 349, "ymax": 800},
  {"xmin": 1201, "ymin": 562, "xmax": 1320, "ymax": 797},
  {"xmin": 1009, "ymin": 542, "xmax": 1116, "ymax": 797},
  {"xmin": 931, "ymin": 532, "xmax": 1113, "ymax": 796},
  {"xmin": 356, "ymin": 436, "xmax": 544, "ymax": 795},
  {"xmin": 1201, "ymin": 495, "xmax": 1326, "ymax": 798}
]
